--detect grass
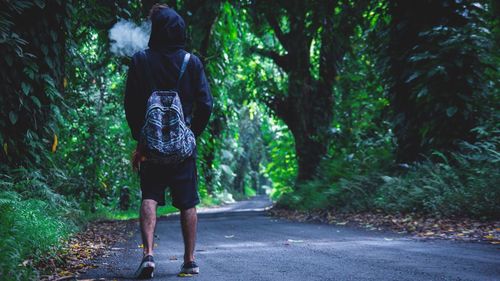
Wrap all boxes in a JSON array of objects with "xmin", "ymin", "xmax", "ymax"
[
  {"xmin": 99, "ymin": 205, "xmax": 179, "ymax": 220},
  {"xmin": 91, "ymin": 197, "xmax": 223, "ymax": 221},
  {"xmin": 245, "ymin": 185, "xmax": 257, "ymax": 197},
  {"xmin": 0, "ymin": 191, "xmax": 78, "ymax": 280}
]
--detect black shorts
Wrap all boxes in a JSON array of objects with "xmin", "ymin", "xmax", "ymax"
[{"xmin": 139, "ymin": 153, "xmax": 200, "ymax": 210}]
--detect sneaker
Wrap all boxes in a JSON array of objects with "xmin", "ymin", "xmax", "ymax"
[
  {"xmin": 180, "ymin": 261, "xmax": 199, "ymax": 275},
  {"xmin": 134, "ymin": 255, "xmax": 155, "ymax": 279}
]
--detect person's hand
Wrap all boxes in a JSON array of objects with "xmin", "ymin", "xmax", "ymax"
[{"xmin": 132, "ymin": 145, "xmax": 146, "ymax": 172}]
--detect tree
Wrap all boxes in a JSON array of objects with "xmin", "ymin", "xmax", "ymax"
[
  {"xmin": 0, "ymin": 1, "xmax": 68, "ymax": 167},
  {"xmin": 250, "ymin": 0, "xmax": 368, "ymax": 181},
  {"xmin": 384, "ymin": 0, "xmax": 493, "ymax": 163}
]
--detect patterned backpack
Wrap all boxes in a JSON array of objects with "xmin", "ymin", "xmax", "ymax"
[{"xmin": 139, "ymin": 52, "xmax": 196, "ymax": 164}]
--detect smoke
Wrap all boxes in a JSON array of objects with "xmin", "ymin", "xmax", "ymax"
[{"xmin": 109, "ymin": 19, "xmax": 151, "ymax": 57}]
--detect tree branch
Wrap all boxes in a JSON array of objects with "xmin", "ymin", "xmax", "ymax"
[
  {"xmin": 264, "ymin": 12, "xmax": 289, "ymax": 50},
  {"xmin": 259, "ymin": 91, "xmax": 288, "ymax": 122},
  {"xmin": 250, "ymin": 46, "xmax": 291, "ymax": 72},
  {"xmin": 319, "ymin": 0, "xmax": 369, "ymax": 87}
]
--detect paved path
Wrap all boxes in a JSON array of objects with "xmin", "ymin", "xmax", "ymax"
[{"xmin": 80, "ymin": 196, "xmax": 500, "ymax": 281}]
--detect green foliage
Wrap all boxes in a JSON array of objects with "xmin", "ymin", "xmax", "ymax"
[
  {"xmin": 262, "ymin": 117, "xmax": 297, "ymax": 200},
  {"xmin": 381, "ymin": 0, "xmax": 495, "ymax": 162},
  {"xmin": 0, "ymin": 1, "xmax": 68, "ymax": 166},
  {"xmin": 280, "ymin": 125, "xmax": 500, "ymax": 220},
  {"xmin": 275, "ymin": 0, "xmax": 499, "ymax": 218},
  {"xmin": 278, "ymin": 135, "xmax": 392, "ymax": 211},
  {"xmin": 0, "ymin": 169, "xmax": 79, "ymax": 280},
  {"xmin": 375, "ymin": 136, "xmax": 500, "ymax": 219}
]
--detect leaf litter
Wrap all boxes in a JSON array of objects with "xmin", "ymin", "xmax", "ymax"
[
  {"xmin": 269, "ymin": 208, "xmax": 500, "ymax": 245},
  {"xmin": 36, "ymin": 220, "xmax": 134, "ymax": 280}
]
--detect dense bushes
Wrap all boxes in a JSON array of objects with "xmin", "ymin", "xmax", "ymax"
[
  {"xmin": 278, "ymin": 134, "xmax": 392, "ymax": 212},
  {"xmin": 0, "ymin": 169, "xmax": 80, "ymax": 280},
  {"xmin": 375, "ymin": 138, "xmax": 500, "ymax": 218},
  {"xmin": 383, "ymin": 0, "xmax": 493, "ymax": 163},
  {"xmin": 279, "ymin": 132, "xmax": 500, "ymax": 219}
]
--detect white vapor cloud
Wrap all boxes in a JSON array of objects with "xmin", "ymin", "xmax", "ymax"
[{"xmin": 109, "ymin": 19, "xmax": 151, "ymax": 57}]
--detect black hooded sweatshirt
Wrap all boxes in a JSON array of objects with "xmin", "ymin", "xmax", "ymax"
[{"xmin": 124, "ymin": 7, "xmax": 213, "ymax": 141}]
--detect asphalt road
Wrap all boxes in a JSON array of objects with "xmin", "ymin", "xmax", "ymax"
[{"xmin": 80, "ymin": 196, "xmax": 500, "ymax": 281}]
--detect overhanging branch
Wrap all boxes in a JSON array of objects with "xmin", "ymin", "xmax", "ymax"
[
  {"xmin": 259, "ymin": 91, "xmax": 289, "ymax": 122},
  {"xmin": 250, "ymin": 46, "xmax": 290, "ymax": 72},
  {"xmin": 264, "ymin": 13, "xmax": 290, "ymax": 50},
  {"xmin": 319, "ymin": 0, "xmax": 369, "ymax": 87}
]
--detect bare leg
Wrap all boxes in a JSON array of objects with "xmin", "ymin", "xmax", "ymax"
[
  {"xmin": 140, "ymin": 199, "xmax": 158, "ymax": 256},
  {"xmin": 180, "ymin": 207, "xmax": 197, "ymax": 263}
]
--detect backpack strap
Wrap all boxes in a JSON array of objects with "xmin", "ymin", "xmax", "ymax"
[
  {"xmin": 140, "ymin": 51, "xmax": 191, "ymax": 92},
  {"xmin": 176, "ymin": 53, "xmax": 191, "ymax": 91}
]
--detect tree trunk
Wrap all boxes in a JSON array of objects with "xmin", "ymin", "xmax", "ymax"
[
  {"xmin": 252, "ymin": 0, "xmax": 365, "ymax": 182},
  {"xmin": 283, "ymin": 75, "xmax": 332, "ymax": 181}
]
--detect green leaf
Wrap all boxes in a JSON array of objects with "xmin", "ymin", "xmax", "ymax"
[
  {"xmin": 31, "ymin": 96, "xmax": 42, "ymax": 108},
  {"xmin": 41, "ymin": 44, "xmax": 48, "ymax": 56},
  {"xmin": 9, "ymin": 111, "xmax": 18, "ymax": 125},
  {"xmin": 405, "ymin": 72, "xmax": 419, "ymax": 83},
  {"xmin": 42, "ymin": 74, "xmax": 55, "ymax": 87},
  {"xmin": 23, "ymin": 67, "xmax": 35, "ymax": 80},
  {"xmin": 416, "ymin": 87, "xmax": 428, "ymax": 98},
  {"xmin": 5, "ymin": 55, "xmax": 13, "ymax": 67},
  {"xmin": 50, "ymin": 31, "xmax": 58, "ymax": 42},
  {"xmin": 45, "ymin": 57, "xmax": 54, "ymax": 69},
  {"xmin": 21, "ymin": 82, "xmax": 31, "ymax": 95},
  {"xmin": 446, "ymin": 107, "xmax": 457, "ymax": 117},
  {"xmin": 34, "ymin": 0, "xmax": 45, "ymax": 9},
  {"xmin": 220, "ymin": 164, "xmax": 235, "ymax": 176}
]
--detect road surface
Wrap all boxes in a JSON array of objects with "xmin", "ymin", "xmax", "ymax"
[{"xmin": 80, "ymin": 196, "xmax": 500, "ymax": 281}]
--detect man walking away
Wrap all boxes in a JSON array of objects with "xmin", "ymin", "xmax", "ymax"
[{"xmin": 124, "ymin": 4, "xmax": 213, "ymax": 279}]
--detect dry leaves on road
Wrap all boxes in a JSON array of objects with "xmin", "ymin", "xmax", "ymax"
[
  {"xmin": 269, "ymin": 208, "xmax": 500, "ymax": 244},
  {"xmin": 36, "ymin": 220, "xmax": 135, "ymax": 281}
]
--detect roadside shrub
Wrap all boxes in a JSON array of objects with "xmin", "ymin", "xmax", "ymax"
[
  {"xmin": 375, "ymin": 140, "xmax": 500, "ymax": 219},
  {"xmin": 0, "ymin": 170, "xmax": 79, "ymax": 281},
  {"xmin": 279, "ymin": 130, "xmax": 500, "ymax": 220},
  {"xmin": 279, "ymin": 141, "xmax": 392, "ymax": 211}
]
